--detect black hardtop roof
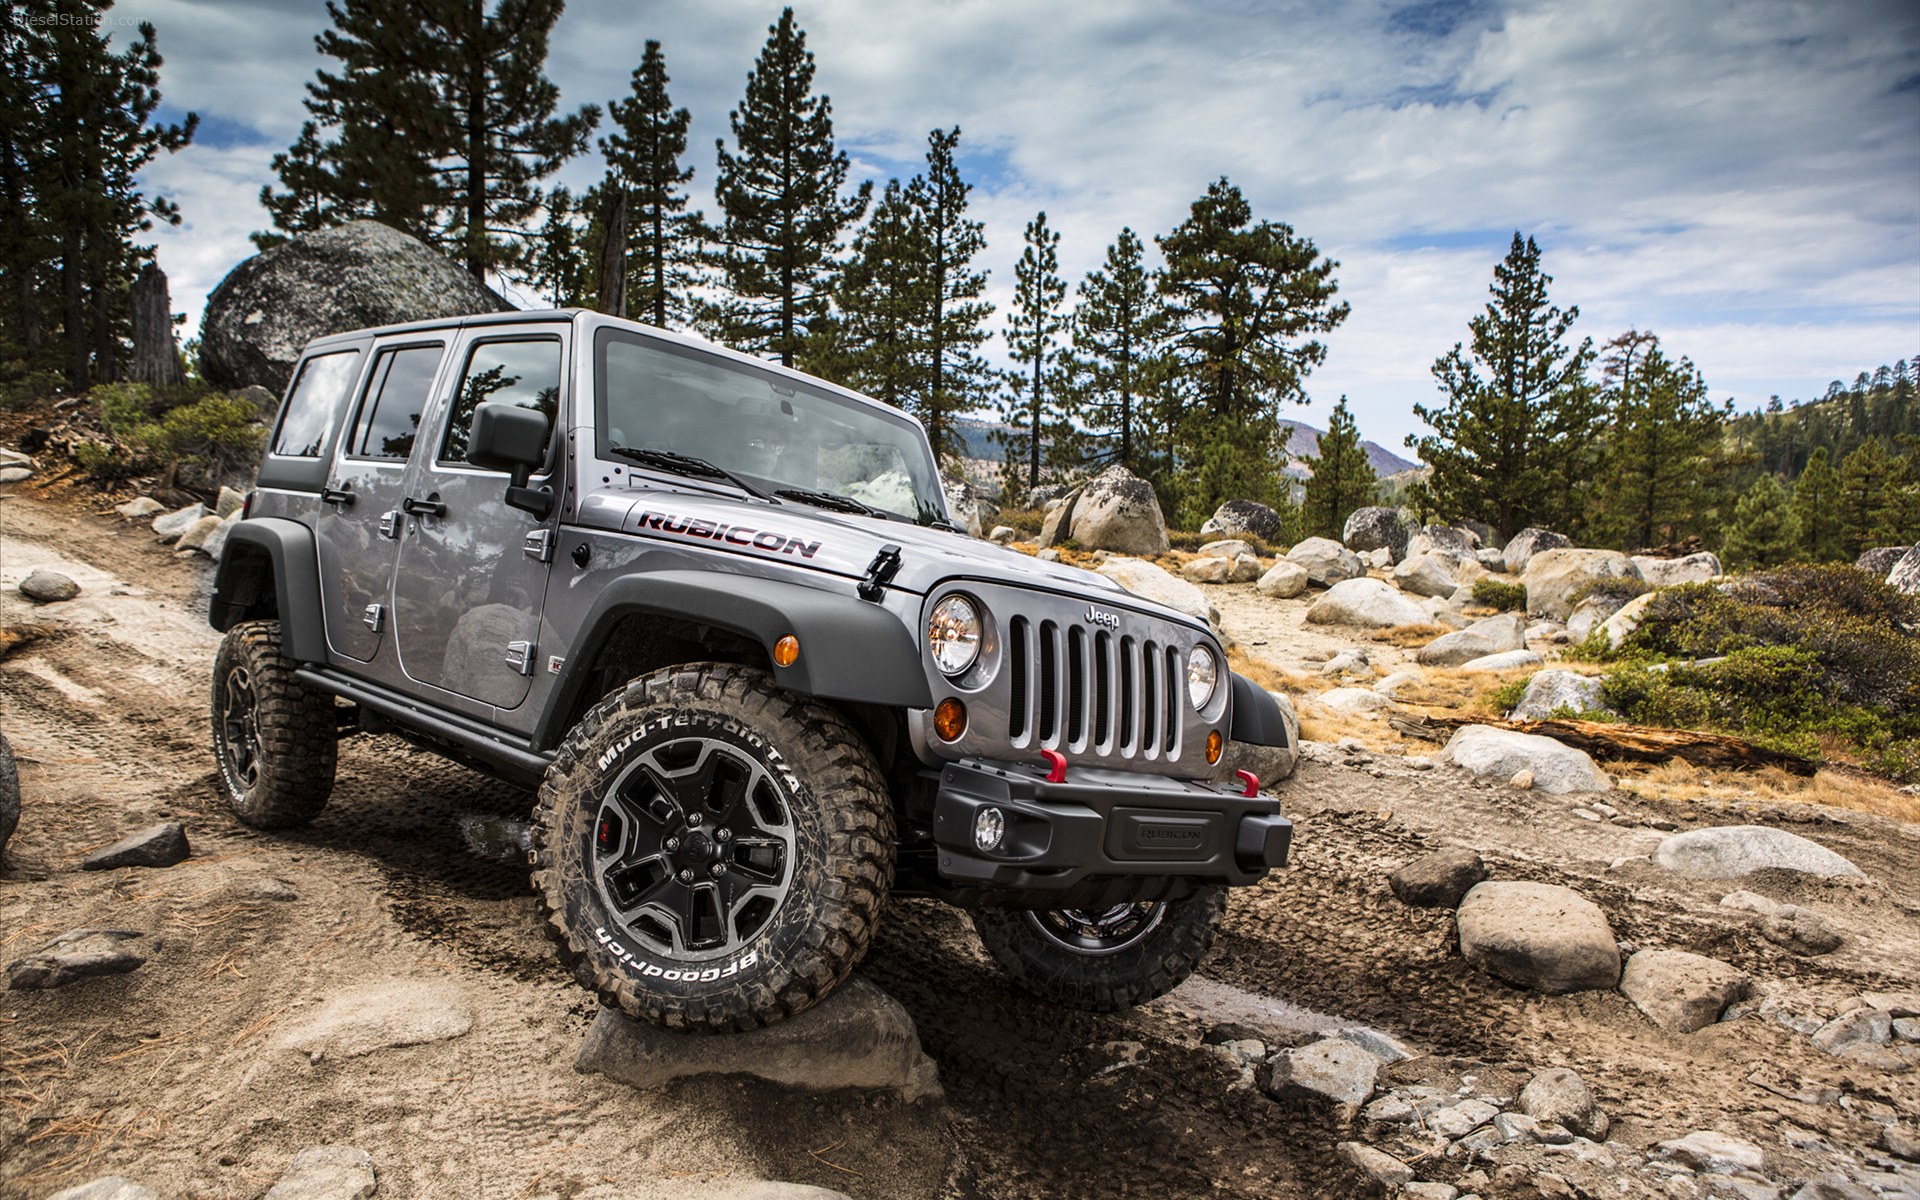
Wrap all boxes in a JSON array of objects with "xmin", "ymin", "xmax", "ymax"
[{"xmin": 302, "ymin": 307, "xmax": 581, "ymax": 348}]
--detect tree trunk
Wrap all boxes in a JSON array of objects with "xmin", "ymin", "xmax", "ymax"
[
  {"xmin": 596, "ymin": 189, "xmax": 629, "ymax": 319},
  {"xmin": 61, "ymin": 227, "xmax": 87, "ymax": 392},
  {"xmin": 128, "ymin": 262, "xmax": 184, "ymax": 388}
]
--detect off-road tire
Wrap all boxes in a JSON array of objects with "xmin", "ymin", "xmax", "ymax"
[
  {"xmin": 531, "ymin": 664, "xmax": 893, "ymax": 1032},
  {"xmin": 211, "ymin": 621, "xmax": 337, "ymax": 828},
  {"xmin": 0, "ymin": 729, "xmax": 18, "ymax": 863},
  {"xmin": 971, "ymin": 888, "xmax": 1227, "ymax": 1011}
]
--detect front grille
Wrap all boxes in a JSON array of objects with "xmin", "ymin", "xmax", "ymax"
[{"xmin": 1007, "ymin": 616, "xmax": 1183, "ymax": 761}]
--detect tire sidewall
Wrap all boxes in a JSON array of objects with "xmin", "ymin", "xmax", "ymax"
[{"xmin": 545, "ymin": 680, "xmax": 852, "ymax": 1014}]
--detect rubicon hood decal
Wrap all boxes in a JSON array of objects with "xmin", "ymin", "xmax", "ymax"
[{"xmin": 634, "ymin": 509, "xmax": 821, "ymax": 559}]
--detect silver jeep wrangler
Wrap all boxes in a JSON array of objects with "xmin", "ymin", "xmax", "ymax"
[{"xmin": 208, "ymin": 309, "xmax": 1293, "ymax": 1030}]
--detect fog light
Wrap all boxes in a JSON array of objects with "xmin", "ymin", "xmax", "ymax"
[
  {"xmin": 773, "ymin": 635, "xmax": 800, "ymax": 667},
  {"xmin": 973, "ymin": 806, "xmax": 1005, "ymax": 852},
  {"xmin": 1206, "ymin": 730, "xmax": 1223, "ymax": 764},
  {"xmin": 934, "ymin": 697, "xmax": 967, "ymax": 741}
]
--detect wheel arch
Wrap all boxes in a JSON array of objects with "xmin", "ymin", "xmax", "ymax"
[
  {"xmin": 533, "ymin": 570, "xmax": 932, "ymax": 754},
  {"xmin": 209, "ymin": 518, "xmax": 328, "ymax": 664}
]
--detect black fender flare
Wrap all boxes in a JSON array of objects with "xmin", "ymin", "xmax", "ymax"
[
  {"xmin": 533, "ymin": 570, "xmax": 933, "ymax": 752},
  {"xmin": 1228, "ymin": 671, "xmax": 1291, "ymax": 748},
  {"xmin": 209, "ymin": 518, "xmax": 328, "ymax": 664}
]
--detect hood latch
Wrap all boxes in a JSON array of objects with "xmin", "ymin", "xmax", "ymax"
[{"xmin": 858, "ymin": 544, "xmax": 903, "ymax": 602}]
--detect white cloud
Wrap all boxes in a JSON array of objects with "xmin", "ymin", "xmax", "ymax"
[{"xmin": 116, "ymin": 0, "xmax": 1919, "ymax": 452}]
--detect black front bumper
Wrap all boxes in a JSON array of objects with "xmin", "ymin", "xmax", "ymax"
[{"xmin": 927, "ymin": 757, "xmax": 1292, "ymax": 907}]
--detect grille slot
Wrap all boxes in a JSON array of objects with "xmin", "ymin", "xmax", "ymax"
[
  {"xmin": 1092, "ymin": 631, "xmax": 1113, "ymax": 751},
  {"xmin": 1008, "ymin": 617, "xmax": 1029, "ymax": 742},
  {"xmin": 1037, "ymin": 621, "xmax": 1059, "ymax": 744},
  {"xmin": 1066, "ymin": 626, "xmax": 1088, "ymax": 747}
]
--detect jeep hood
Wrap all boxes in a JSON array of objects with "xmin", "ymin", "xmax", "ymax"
[{"xmin": 575, "ymin": 486, "xmax": 1205, "ymax": 630}]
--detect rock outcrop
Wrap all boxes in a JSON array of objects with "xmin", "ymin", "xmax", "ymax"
[
  {"xmin": 1201, "ymin": 499, "xmax": 1285, "ymax": 544},
  {"xmin": 1305, "ymin": 578, "xmax": 1430, "ymax": 629},
  {"xmin": 1502, "ymin": 527, "xmax": 1571, "ymax": 575},
  {"xmin": 200, "ymin": 221, "xmax": 511, "ymax": 393},
  {"xmin": 1652, "ymin": 826, "xmax": 1863, "ymax": 879},
  {"xmin": 1392, "ymin": 553, "xmax": 1457, "ymax": 598},
  {"xmin": 1631, "ymin": 552, "xmax": 1721, "ymax": 587},
  {"xmin": 1443, "ymin": 726, "xmax": 1609, "ymax": 794},
  {"xmin": 1285, "ymin": 537, "xmax": 1363, "ymax": 586},
  {"xmin": 1507, "ymin": 670, "xmax": 1615, "ymax": 720},
  {"xmin": 1522, "ymin": 549, "xmax": 1641, "ymax": 620},
  {"xmin": 1342, "ymin": 506, "xmax": 1413, "ymax": 562},
  {"xmin": 1068, "ymin": 465, "xmax": 1171, "ymax": 555},
  {"xmin": 1889, "ymin": 544, "xmax": 1920, "ymax": 595},
  {"xmin": 1619, "ymin": 949, "xmax": 1750, "ymax": 1033}
]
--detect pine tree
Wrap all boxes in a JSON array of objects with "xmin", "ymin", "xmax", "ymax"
[
  {"xmin": 998, "ymin": 211, "xmax": 1069, "ymax": 498},
  {"xmin": 1789, "ymin": 446, "xmax": 1845, "ymax": 562},
  {"xmin": 263, "ymin": 0, "xmax": 597, "ymax": 284},
  {"xmin": 10, "ymin": 2, "xmax": 196, "ymax": 390},
  {"xmin": 1881, "ymin": 441, "xmax": 1920, "ymax": 544},
  {"xmin": 1059, "ymin": 228, "xmax": 1173, "ymax": 482},
  {"xmin": 1411, "ymin": 233, "xmax": 1600, "ymax": 541},
  {"xmin": 1157, "ymin": 178, "xmax": 1347, "ymax": 524},
  {"xmin": 827, "ymin": 179, "xmax": 925, "ymax": 407},
  {"xmin": 707, "ymin": 8, "xmax": 868, "ymax": 366},
  {"xmin": 526, "ymin": 186, "xmax": 590, "ymax": 307},
  {"xmin": 1592, "ymin": 330, "xmax": 1728, "ymax": 550},
  {"xmin": 601, "ymin": 40, "xmax": 698, "ymax": 328},
  {"xmin": 1301, "ymin": 397, "xmax": 1378, "ymax": 540},
  {"xmin": 1721, "ymin": 475, "xmax": 1800, "ymax": 570},
  {"xmin": 1839, "ymin": 438, "xmax": 1897, "ymax": 555},
  {"xmin": 902, "ymin": 128, "xmax": 994, "ymax": 462}
]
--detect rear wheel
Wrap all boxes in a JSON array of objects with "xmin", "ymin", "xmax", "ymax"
[
  {"xmin": 210, "ymin": 621, "xmax": 337, "ymax": 828},
  {"xmin": 971, "ymin": 889, "xmax": 1227, "ymax": 1011},
  {"xmin": 532, "ymin": 664, "xmax": 893, "ymax": 1031}
]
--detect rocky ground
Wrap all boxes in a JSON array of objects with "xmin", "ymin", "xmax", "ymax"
[{"xmin": 3, "ymin": 483, "xmax": 1920, "ymax": 1200}]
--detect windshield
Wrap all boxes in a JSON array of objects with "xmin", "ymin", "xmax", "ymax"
[{"xmin": 593, "ymin": 329, "xmax": 947, "ymax": 525}]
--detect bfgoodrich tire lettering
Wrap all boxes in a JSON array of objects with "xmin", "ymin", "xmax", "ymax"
[
  {"xmin": 532, "ymin": 664, "xmax": 893, "ymax": 1031},
  {"xmin": 971, "ymin": 889, "xmax": 1227, "ymax": 1011},
  {"xmin": 210, "ymin": 620, "xmax": 337, "ymax": 828}
]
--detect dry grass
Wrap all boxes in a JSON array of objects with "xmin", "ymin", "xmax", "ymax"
[
  {"xmin": 1614, "ymin": 760, "xmax": 1920, "ymax": 824},
  {"xmin": 1389, "ymin": 665, "xmax": 1542, "ymax": 714},
  {"xmin": 1225, "ymin": 650, "xmax": 1318, "ymax": 699},
  {"xmin": 1371, "ymin": 623, "xmax": 1451, "ymax": 648}
]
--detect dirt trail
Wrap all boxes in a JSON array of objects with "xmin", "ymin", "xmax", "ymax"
[{"xmin": 2, "ymin": 492, "xmax": 1918, "ymax": 1199}]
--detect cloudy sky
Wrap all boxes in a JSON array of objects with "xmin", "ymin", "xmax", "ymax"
[{"xmin": 117, "ymin": 0, "xmax": 1919, "ymax": 454}]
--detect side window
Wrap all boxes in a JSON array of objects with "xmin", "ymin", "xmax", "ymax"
[
  {"xmin": 271, "ymin": 349, "xmax": 363, "ymax": 458},
  {"xmin": 346, "ymin": 343, "xmax": 444, "ymax": 461},
  {"xmin": 440, "ymin": 338, "xmax": 562, "ymax": 467}
]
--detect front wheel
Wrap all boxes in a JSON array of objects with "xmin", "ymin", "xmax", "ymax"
[
  {"xmin": 531, "ymin": 665, "xmax": 894, "ymax": 1031},
  {"xmin": 211, "ymin": 621, "xmax": 337, "ymax": 828},
  {"xmin": 971, "ymin": 889, "xmax": 1227, "ymax": 1011}
]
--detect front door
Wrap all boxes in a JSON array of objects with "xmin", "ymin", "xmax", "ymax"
[
  {"xmin": 392, "ymin": 331, "xmax": 564, "ymax": 711},
  {"xmin": 316, "ymin": 339, "xmax": 447, "ymax": 664}
]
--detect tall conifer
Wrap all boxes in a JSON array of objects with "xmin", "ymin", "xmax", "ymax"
[
  {"xmin": 903, "ymin": 128, "xmax": 994, "ymax": 461},
  {"xmin": 1593, "ymin": 330, "xmax": 1727, "ymax": 550},
  {"xmin": 999, "ymin": 211, "xmax": 1069, "ymax": 497},
  {"xmin": 1060, "ymin": 228, "xmax": 1172, "ymax": 481},
  {"xmin": 601, "ymin": 40, "xmax": 697, "ymax": 328},
  {"xmin": 1789, "ymin": 446, "xmax": 1844, "ymax": 562},
  {"xmin": 1301, "ymin": 398, "xmax": 1377, "ymax": 540}
]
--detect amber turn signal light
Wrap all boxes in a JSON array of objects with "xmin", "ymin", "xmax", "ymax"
[
  {"xmin": 773, "ymin": 635, "xmax": 800, "ymax": 667},
  {"xmin": 1205, "ymin": 730, "xmax": 1223, "ymax": 764},
  {"xmin": 934, "ymin": 698, "xmax": 967, "ymax": 741}
]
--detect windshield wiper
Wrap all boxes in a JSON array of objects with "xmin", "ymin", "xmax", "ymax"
[
  {"xmin": 774, "ymin": 486, "xmax": 885, "ymax": 519},
  {"xmin": 609, "ymin": 445, "xmax": 773, "ymax": 501}
]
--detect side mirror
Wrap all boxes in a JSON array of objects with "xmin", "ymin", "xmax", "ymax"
[{"xmin": 469, "ymin": 402, "xmax": 554, "ymax": 519}]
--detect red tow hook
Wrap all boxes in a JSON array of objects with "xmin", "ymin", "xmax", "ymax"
[
  {"xmin": 1040, "ymin": 749, "xmax": 1068, "ymax": 783},
  {"xmin": 1235, "ymin": 769, "xmax": 1260, "ymax": 797}
]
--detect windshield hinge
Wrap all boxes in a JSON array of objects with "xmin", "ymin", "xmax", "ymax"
[{"xmin": 857, "ymin": 544, "xmax": 903, "ymax": 602}]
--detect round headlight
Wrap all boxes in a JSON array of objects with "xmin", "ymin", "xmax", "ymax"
[
  {"xmin": 1186, "ymin": 645, "xmax": 1218, "ymax": 709},
  {"xmin": 928, "ymin": 595, "xmax": 982, "ymax": 676}
]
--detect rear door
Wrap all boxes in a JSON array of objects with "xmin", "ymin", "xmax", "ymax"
[
  {"xmin": 391, "ymin": 329, "xmax": 565, "ymax": 711},
  {"xmin": 316, "ymin": 338, "xmax": 447, "ymax": 664}
]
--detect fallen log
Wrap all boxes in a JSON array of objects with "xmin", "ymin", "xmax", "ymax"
[{"xmin": 1387, "ymin": 713, "xmax": 1817, "ymax": 776}]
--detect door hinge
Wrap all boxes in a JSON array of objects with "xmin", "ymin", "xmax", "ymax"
[
  {"xmin": 523, "ymin": 528, "xmax": 554, "ymax": 563},
  {"xmin": 362, "ymin": 603, "xmax": 384, "ymax": 633},
  {"xmin": 378, "ymin": 510, "xmax": 401, "ymax": 539},
  {"xmin": 504, "ymin": 640, "xmax": 535, "ymax": 676}
]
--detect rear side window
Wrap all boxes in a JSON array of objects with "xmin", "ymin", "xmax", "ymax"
[
  {"xmin": 272, "ymin": 349, "xmax": 363, "ymax": 458},
  {"xmin": 346, "ymin": 343, "xmax": 444, "ymax": 461},
  {"xmin": 440, "ymin": 338, "xmax": 562, "ymax": 467}
]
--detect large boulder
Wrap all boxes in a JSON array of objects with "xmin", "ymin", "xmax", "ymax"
[
  {"xmin": 1855, "ymin": 546, "xmax": 1909, "ymax": 577},
  {"xmin": 1456, "ymin": 881, "xmax": 1621, "ymax": 993},
  {"xmin": 1405, "ymin": 525, "xmax": 1479, "ymax": 567},
  {"xmin": 941, "ymin": 473, "xmax": 987, "ymax": 538},
  {"xmin": 1201, "ymin": 499, "xmax": 1285, "ymax": 544},
  {"xmin": 575, "ymin": 977, "xmax": 941, "ymax": 1101},
  {"xmin": 1285, "ymin": 537, "xmax": 1363, "ymax": 586},
  {"xmin": 1391, "ymin": 553, "xmax": 1457, "ymax": 598},
  {"xmin": 1652, "ymin": 826, "xmax": 1863, "ymax": 879},
  {"xmin": 1415, "ymin": 612, "xmax": 1526, "ymax": 667},
  {"xmin": 1889, "ymin": 544, "xmax": 1920, "ymax": 596},
  {"xmin": 1502, "ymin": 527, "xmax": 1572, "ymax": 575},
  {"xmin": 1596, "ymin": 591, "xmax": 1657, "ymax": 649},
  {"xmin": 1068, "ymin": 465, "xmax": 1170, "ymax": 555},
  {"xmin": 1255, "ymin": 559, "xmax": 1309, "ymax": 598},
  {"xmin": 200, "ymin": 221, "xmax": 511, "ymax": 393},
  {"xmin": 1342, "ymin": 506, "xmax": 1414, "ymax": 562},
  {"xmin": 1632, "ymin": 552, "xmax": 1721, "ymax": 587},
  {"xmin": 1508, "ymin": 669, "xmax": 1617, "ymax": 720},
  {"xmin": 1305, "ymin": 578, "xmax": 1430, "ymax": 629},
  {"xmin": 1443, "ymin": 725, "xmax": 1610, "ymax": 793},
  {"xmin": 1388, "ymin": 848, "xmax": 1488, "ymax": 909},
  {"xmin": 1096, "ymin": 558, "xmax": 1213, "ymax": 626},
  {"xmin": 1518, "ymin": 1068, "xmax": 1608, "ymax": 1139},
  {"xmin": 1523, "ymin": 549, "xmax": 1642, "ymax": 620}
]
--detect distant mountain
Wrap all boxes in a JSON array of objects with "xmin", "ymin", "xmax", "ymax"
[{"xmin": 946, "ymin": 416, "xmax": 1420, "ymax": 477}]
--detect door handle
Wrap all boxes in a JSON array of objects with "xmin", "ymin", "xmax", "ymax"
[
  {"xmin": 401, "ymin": 495, "xmax": 447, "ymax": 518},
  {"xmin": 320, "ymin": 486, "xmax": 355, "ymax": 507}
]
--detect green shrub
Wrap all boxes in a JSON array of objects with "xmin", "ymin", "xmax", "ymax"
[
  {"xmin": 1484, "ymin": 674, "xmax": 1533, "ymax": 715},
  {"xmin": 1568, "ymin": 575, "xmax": 1653, "ymax": 612},
  {"xmin": 1471, "ymin": 579, "xmax": 1527, "ymax": 611}
]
